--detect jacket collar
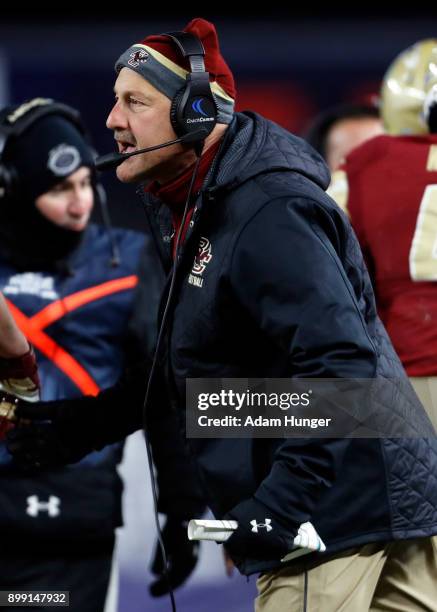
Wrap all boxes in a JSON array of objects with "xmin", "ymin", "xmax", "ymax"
[{"xmin": 202, "ymin": 111, "xmax": 330, "ymax": 194}]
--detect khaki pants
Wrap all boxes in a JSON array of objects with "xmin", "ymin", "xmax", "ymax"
[
  {"xmin": 410, "ymin": 377, "xmax": 437, "ymax": 430},
  {"xmin": 255, "ymin": 537, "xmax": 437, "ymax": 612}
]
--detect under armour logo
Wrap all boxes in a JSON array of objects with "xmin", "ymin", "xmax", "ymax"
[
  {"xmin": 250, "ymin": 518, "xmax": 272, "ymax": 533},
  {"xmin": 26, "ymin": 495, "xmax": 61, "ymax": 518}
]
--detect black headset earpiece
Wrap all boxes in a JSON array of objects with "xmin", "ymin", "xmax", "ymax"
[
  {"xmin": 0, "ymin": 99, "xmax": 89, "ymax": 201},
  {"xmin": 164, "ymin": 31, "xmax": 218, "ymax": 142}
]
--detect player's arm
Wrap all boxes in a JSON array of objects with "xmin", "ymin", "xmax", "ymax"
[
  {"xmin": 0, "ymin": 292, "xmax": 29, "ymax": 358},
  {"xmin": 0, "ymin": 292, "xmax": 40, "ymax": 404}
]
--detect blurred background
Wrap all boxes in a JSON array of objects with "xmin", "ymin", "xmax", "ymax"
[
  {"xmin": 2, "ymin": 9, "xmax": 436, "ymax": 230},
  {"xmin": 1, "ymin": 9, "xmax": 435, "ymax": 612}
]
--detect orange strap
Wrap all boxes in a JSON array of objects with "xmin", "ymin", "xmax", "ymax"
[
  {"xmin": 31, "ymin": 275, "xmax": 138, "ymax": 329},
  {"xmin": 5, "ymin": 275, "xmax": 138, "ymax": 396}
]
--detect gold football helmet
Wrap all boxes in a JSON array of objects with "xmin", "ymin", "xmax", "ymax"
[{"xmin": 381, "ymin": 39, "xmax": 437, "ymax": 135}]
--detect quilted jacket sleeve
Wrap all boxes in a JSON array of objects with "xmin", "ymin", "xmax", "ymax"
[{"xmin": 225, "ymin": 195, "xmax": 377, "ymax": 555}]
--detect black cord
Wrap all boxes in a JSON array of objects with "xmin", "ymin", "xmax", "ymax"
[
  {"xmin": 95, "ymin": 183, "xmax": 121, "ymax": 267},
  {"xmin": 141, "ymin": 150, "xmax": 203, "ymax": 612}
]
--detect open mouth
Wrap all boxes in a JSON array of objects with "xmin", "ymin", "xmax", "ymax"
[{"xmin": 117, "ymin": 140, "xmax": 137, "ymax": 155}]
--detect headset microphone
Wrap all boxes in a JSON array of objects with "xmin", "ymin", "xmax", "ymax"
[{"xmin": 94, "ymin": 128, "xmax": 208, "ymax": 172}]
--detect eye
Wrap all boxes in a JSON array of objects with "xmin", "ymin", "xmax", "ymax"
[
  {"xmin": 50, "ymin": 183, "xmax": 68, "ymax": 194},
  {"xmin": 128, "ymin": 97, "xmax": 143, "ymax": 106},
  {"xmin": 127, "ymin": 96, "xmax": 148, "ymax": 112}
]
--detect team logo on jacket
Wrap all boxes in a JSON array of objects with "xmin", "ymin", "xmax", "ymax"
[{"xmin": 188, "ymin": 237, "xmax": 212, "ymax": 288}]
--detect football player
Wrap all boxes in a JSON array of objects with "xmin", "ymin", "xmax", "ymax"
[{"xmin": 328, "ymin": 39, "xmax": 437, "ymax": 425}]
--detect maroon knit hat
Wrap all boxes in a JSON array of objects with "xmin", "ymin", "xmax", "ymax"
[{"xmin": 115, "ymin": 18, "xmax": 235, "ymax": 124}]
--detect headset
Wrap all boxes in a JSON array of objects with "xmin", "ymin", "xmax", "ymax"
[
  {"xmin": 96, "ymin": 30, "xmax": 218, "ymax": 172},
  {"xmin": 0, "ymin": 98, "xmax": 88, "ymax": 200},
  {"xmin": 165, "ymin": 31, "xmax": 218, "ymax": 141}
]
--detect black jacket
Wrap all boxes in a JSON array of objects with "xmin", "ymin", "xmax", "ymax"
[{"xmin": 60, "ymin": 112, "xmax": 437, "ymax": 574}]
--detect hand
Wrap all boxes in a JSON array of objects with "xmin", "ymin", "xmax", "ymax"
[
  {"xmin": 149, "ymin": 517, "xmax": 200, "ymax": 597},
  {"xmin": 0, "ymin": 390, "xmax": 20, "ymax": 440},
  {"xmin": 0, "ymin": 344, "xmax": 40, "ymax": 402},
  {"xmin": 0, "ymin": 345, "xmax": 40, "ymax": 440},
  {"xmin": 6, "ymin": 398, "xmax": 98, "ymax": 470}
]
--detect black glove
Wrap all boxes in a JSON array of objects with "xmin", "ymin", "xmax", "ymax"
[
  {"xmin": 224, "ymin": 498, "xmax": 297, "ymax": 563},
  {"xmin": 6, "ymin": 397, "xmax": 101, "ymax": 470},
  {"xmin": 149, "ymin": 517, "xmax": 200, "ymax": 597},
  {"xmin": 6, "ymin": 366, "xmax": 147, "ymax": 471}
]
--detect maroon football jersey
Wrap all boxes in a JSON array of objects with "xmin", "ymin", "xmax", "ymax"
[{"xmin": 336, "ymin": 134, "xmax": 437, "ymax": 376}]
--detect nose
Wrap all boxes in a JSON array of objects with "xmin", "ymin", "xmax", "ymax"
[
  {"xmin": 106, "ymin": 100, "xmax": 127, "ymax": 131},
  {"xmin": 68, "ymin": 186, "xmax": 91, "ymax": 216}
]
